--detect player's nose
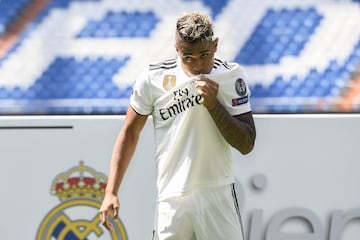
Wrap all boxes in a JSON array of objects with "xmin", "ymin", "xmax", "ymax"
[{"xmin": 192, "ymin": 61, "xmax": 204, "ymax": 74}]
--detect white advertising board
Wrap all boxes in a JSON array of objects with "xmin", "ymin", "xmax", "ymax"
[{"xmin": 0, "ymin": 115, "xmax": 359, "ymax": 239}]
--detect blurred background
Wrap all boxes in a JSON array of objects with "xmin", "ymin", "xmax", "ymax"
[{"xmin": 0, "ymin": 0, "xmax": 359, "ymax": 114}]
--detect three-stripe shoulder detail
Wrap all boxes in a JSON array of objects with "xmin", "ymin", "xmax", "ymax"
[
  {"xmin": 213, "ymin": 58, "xmax": 236, "ymax": 70},
  {"xmin": 149, "ymin": 58, "xmax": 177, "ymax": 71}
]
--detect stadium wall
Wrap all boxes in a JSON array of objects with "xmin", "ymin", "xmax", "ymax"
[{"xmin": 0, "ymin": 115, "xmax": 359, "ymax": 239}]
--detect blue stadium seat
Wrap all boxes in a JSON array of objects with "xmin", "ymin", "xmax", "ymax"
[
  {"xmin": 0, "ymin": 1, "xmax": 359, "ymax": 114},
  {"xmin": 77, "ymin": 11, "xmax": 160, "ymax": 38},
  {"xmin": 201, "ymin": 0, "xmax": 229, "ymax": 19},
  {"xmin": 0, "ymin": 0, "xmax": 30, "ymax": 35},
  {"xmin": 0, "ymin": 56, "xmax": 130, "ymax": 105},
  {"xmin": 235, "ymin": 7, "xmax": 323, "ymax": 65}
]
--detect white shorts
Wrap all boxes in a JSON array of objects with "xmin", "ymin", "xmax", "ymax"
[{"xmin": 152, "ymin": 184, "xmax": 245, "ymax": 240}]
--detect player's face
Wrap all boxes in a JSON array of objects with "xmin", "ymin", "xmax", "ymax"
[{"xmin": 175, "ymin": 36, "xmax": 218, "ymax": 77}]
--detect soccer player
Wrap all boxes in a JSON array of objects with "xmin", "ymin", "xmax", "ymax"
[{"xmin": 99, "ymin": 12, "xmax": 256, "ymax": 240}]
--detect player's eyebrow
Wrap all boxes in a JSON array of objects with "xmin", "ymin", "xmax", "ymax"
[
  {"xmin": 182, "ymin": 51, "xmax": 194, "ymax": 56},
  {"xmin": 200, "ymin": 49, "xmax": 211, "ymax": 54},
  {"xmin": 182, "ymin": 49, "xmax": 210, "ymax": 56}
]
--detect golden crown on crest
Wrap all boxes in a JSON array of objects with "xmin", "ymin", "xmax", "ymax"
[{"xmin": 51, "ymin": 161, "xmax": 107, "ymax": 201}]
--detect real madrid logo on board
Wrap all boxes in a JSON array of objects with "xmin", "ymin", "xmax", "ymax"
[{"xmin": 36, "ymin": 161, "xmax": 127, "ymax": 240}]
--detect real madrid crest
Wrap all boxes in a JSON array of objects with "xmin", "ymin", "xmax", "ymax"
[
  {"xmin": 36, "ymin": 161, "xmax": 127, "ymax": 240},
  {"xmin": 163, "ymin": 75, "xmax": 176, "ymax": 91},
  {"xmin": 235, "ymin": 78, "xmax": 247, "ymax": 96}
]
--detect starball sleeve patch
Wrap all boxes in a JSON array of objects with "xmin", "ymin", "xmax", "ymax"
[
  {"xmin": 235, "ymin": 78, "xmax": 247, "ymax": 96},
  {"xmin": 232, "ymin": 78, "xmax": 249, "ymax": 106}
]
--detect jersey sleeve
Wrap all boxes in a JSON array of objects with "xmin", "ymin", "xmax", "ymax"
[
  {"xmin": 130, "ymin": 69, "xmax": 154, "ymax": 115},
  {"xmin": 213, "ymin": 65, "xmax": 252, "ymax": 116}
]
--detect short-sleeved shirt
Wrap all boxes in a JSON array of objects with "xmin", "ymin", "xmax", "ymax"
[{"xmin": 130, "ymin": 57, "xmax": 251, "ymax": 201}]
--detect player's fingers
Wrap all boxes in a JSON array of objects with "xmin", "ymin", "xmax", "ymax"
[
  {"xmin": 207, "ymin": 80, "xmax": 218, "ymax": 92},
  {"xmin": 195, "ymin": 79, "xmax": 217, "ymax": 94},
  {"xmin": 194, "ymin": 78, "xmax": 206, "ymax": 87},
  {"xmin": 99, "ymin": 210, "xmax": 107, "ymax": 223},
  {"xmin": 100, "ymin": 210, "xmax": 115, "ymax": 231},
  {"xmin": 113, "ymin": 205, "xmax": 119, "ymax": 220},
  {"xmin": 103, "ymin": 220, "xmax": 114, "ymax": 231},
  {"xmin": 197, "ymin": 88, "xmax": 205, "ymax": 96},
  {"xmin": 107, "ymin": 222, "xmax": 114, "ymax": 231}
]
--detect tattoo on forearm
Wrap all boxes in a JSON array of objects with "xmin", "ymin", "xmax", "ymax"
[{"xmin": 208, "ymin": 102, "xmax": 255, "ymax": 153}]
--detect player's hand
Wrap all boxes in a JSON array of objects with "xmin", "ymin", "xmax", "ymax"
[
  {"xmin": 99, "ymin": 194, "xmax": 120, "ymax": 231},
  {"xmin": 194, "ymin": 75, "xmax": 219, "ymax": 110}
]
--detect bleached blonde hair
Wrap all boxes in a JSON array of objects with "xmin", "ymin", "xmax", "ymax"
[{"xmin": 176, "ymin": 12, "xmax": 214, "ymax": 43}]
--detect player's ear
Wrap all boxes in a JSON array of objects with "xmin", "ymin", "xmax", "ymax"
[
  {"xmin": 174, "ymin": 32, "xmax": 181, "ymax": 53},
  {"xmin": 213, "ymin": 37, "xmax": 219, "ymax": 52}
]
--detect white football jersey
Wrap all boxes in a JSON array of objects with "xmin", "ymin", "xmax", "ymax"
[{"xmin": 130, "ymin": 57, "xmax": 251, "ymax": 200}]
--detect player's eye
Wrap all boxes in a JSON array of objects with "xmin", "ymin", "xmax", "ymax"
[
  {"xmin": 183, "ymin": 56, "xmax": 193, "ymax": 62},
  {"xmin": 201, "ymin": 53, "xmax": 209, "ymax": 58}
]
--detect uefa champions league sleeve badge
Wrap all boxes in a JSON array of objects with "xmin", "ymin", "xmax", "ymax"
[{"xmin": 232, "ymin": 78, "xmax": 249, "ymax": 106}]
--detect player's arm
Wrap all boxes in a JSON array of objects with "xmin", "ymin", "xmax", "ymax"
[
  {"xmin": 209, "ymin": 103, "xmax": 256, "ymax": 154},
  {"xmin": 195, "ymin": 76, "xmax": 256, "ymax": 154},
  {"xmin": 99, "ymin": 106, "xmax": 148, "ymax": 231}
]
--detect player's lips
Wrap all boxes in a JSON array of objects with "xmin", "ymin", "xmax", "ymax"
[{"xmin": 192, "ymin": 69, "xmax": 201, "ymax": 74}]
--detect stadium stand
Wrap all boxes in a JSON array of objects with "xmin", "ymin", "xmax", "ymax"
[
  {"xmin": 0, "ymin": 0, "xmax": 30, "ymax": 36},
  {"xmin": 0, "ymin": 0, "xmax": 359, "ymax": 114}
]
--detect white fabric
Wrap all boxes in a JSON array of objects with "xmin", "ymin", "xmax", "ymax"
[
  {"xmin": 153, "ymin": 184, "xmax": 244, "ymax": 240},
  {"xmin": 130, "ymin": 57, "xmax": 251, "ymax": 201}
]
